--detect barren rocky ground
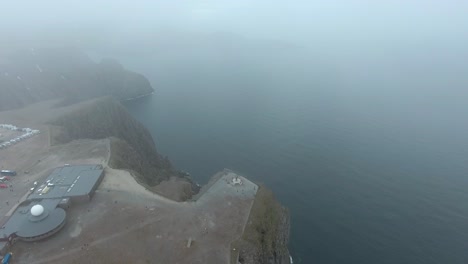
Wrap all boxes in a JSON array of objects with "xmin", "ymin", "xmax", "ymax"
[{"xmin": 1, "ymin": 101, "xmax": 258, "ymax": 264}]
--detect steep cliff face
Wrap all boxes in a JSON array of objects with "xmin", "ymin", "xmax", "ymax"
[
  {"xmin": 49, "ymin": 97, "xmax": 194, "ymax": 190},
  {"xmin": 0, "ymin": 47, "xmax": 291, "ymax": 255},
  {"xmin": 235, "ymin": 186, "xmax": 291, "ymax": 264},
  {"xmin": 0, "ymin": 47, "xmax": 153, "ymax": 111}
]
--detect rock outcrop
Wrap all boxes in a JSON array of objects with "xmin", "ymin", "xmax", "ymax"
[
  {"xmin": 0, "ymin": 47, "xmax": 291, "ymax": 260},
  {"xmin": 0, "ymin": 47, "xmax": 153, "ymax": 111},
  {"xmin": 49, "ymin": 97, "xmax": 197, "ymax": 195}
]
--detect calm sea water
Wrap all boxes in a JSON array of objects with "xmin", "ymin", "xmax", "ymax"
[{"xmin": 119, "ymin": 46, "xmax": 468, "ymax": 263}]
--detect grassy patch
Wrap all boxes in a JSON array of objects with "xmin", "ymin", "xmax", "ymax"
[
  {"xmin": 232, "ymin": 185, "xmax": 288, "ymax": 263},
  {"xmin": 244, "ymin": 185, "xmax": 280, "ymax": 252}
]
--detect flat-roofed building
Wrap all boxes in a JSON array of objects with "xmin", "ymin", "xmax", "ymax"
[
  {"xmin": 28, "ymin": 164, "xmax": 104, "ymax": 202},
  {"xmin": 0, "ymin": 164, "xmax": 104, "ymax": 245}
]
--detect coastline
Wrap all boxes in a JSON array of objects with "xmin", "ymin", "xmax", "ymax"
[{"xmin": 121, "ymin": 91, "xmax": 155, "ymax": 102}]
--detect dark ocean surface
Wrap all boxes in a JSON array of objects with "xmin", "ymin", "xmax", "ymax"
[{"xmin": 117, "ymin": 45, "xmax": 468, "ymax": 263}]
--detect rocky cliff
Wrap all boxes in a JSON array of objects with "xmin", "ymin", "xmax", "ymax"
[
  {"xmin": 0, "ymin": 47, "xmax": 290, "ymax": 260},
  {"xmin": 235, "ymin": 186, "xmax": 291, "ymax": 264},
  {"xmin": 49, "ymin": 97, "xmax": 196, "ymax": 193},
  {"xmin": 0, "ymin": 47, "xmax": 153, "ymax": 111}
]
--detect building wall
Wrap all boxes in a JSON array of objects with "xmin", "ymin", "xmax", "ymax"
[
  {"xmin": 70, "ymin": 194, "xmax": 91, "ymax": 203},
  {"xmin": 18, "ymin": 216, "xmax": 67, "ymax": 242},
  {"xmin": 68, "ymin": 170, "xmax": 104, "ymax": 203},
  {"xmin": 58, "ymin": 199, "xmax": 71, "ymax": 210},
  {"xmin": 90, "ymin": 170, "xmax": 105, "ymax": 199}
]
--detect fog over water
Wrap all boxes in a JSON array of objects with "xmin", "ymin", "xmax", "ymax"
[{"xmin": 3, "ymin": 1, "xmax": 468, "ymax": 263}]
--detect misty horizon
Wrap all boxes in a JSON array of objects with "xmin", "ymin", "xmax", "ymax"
[{"xmin": 1, "ymin": 1, "xmax": 468, "ymax": 263}]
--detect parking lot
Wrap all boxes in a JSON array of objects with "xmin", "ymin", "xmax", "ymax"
[
  {"xmin": 0, "ymin": 124, "xmax": 41, "ymax": 150},
  {"xmin": 0, "ymin": 128, "xmax": 50, "ymax": 222},
  {"xmin": 0, "ymin": 128, "xmax": 22, "ymax": 143},
  {"xmin": 0, "ymin": 101, "xmax": 110, "ymax": 225}
]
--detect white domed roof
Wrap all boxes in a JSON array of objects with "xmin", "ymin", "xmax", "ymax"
[{"xmin": 31, "ymin": 204, "xmax": 44, "ymax": 216}]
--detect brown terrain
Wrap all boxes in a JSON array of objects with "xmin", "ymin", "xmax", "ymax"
[{"xmin": 0, "ymin": 100, "xmax": 262, "ymax": 264}]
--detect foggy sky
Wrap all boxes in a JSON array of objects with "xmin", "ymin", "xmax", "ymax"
[
  {"xmin": 1, "ymin": 0, "xmax": 467, "ymax": 98},
  {"xmin": 2, "ymin": 0, "xmax": 467, "ymax": 47}
]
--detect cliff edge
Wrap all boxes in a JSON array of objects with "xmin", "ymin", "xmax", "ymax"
[
  {"xmin": 233, "ymin": 185, "xmax": 291, "ymax": 264},
  {"xmin": 0, "ymin": 47, "xmax": 291, "ymax": 262},
  {"xmin": 0, "ymin": 47, "xmax": 153, "ymax": 111},
  {"xmin": 47, "ymin": 97, "xmax": 291, "ymax": 263},
  {"xmin": 48, "ymin": 97, "xmax": 197, "ymax": 200}
]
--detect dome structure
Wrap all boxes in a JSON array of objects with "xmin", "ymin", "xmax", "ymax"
[{"xmin": 31, "ymin": 204, "xmax": 44, "ymax": 216}]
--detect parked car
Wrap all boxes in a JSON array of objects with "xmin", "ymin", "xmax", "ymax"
[
  {"xmin": 0, "ymin": 183, "xmax": 8, "ymax": 189},
  {"xmin": 1, "ymin": 170, "xmax": 16, "ymax": 176}
]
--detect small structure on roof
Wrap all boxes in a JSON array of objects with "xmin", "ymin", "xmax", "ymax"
[
  {"xmin": 30, "ymin": 205, "xmax": 44, "ymax": 217},
  {"xmin": 231, "ymin": 176, "xmax": 243, "ymax": 186}
]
